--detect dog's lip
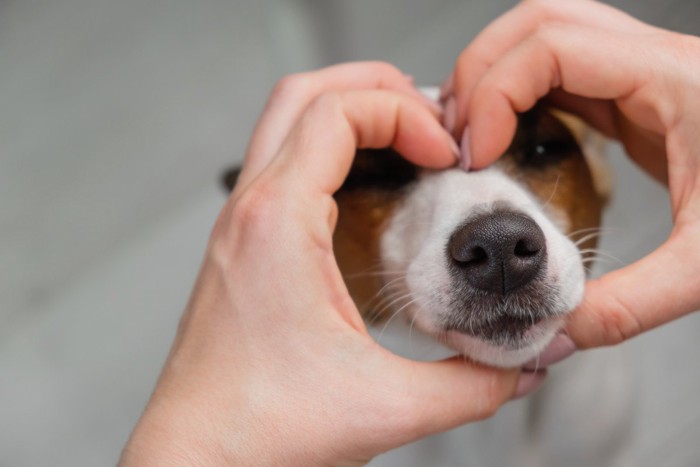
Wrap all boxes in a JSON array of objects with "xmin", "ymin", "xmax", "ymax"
[
  {"xmin": 446, "ymin": 313, "xmax": 545, "ymax": 340},
  {"xmin": 445, "ymin": 314, "xmax": 548, "ymax": 343},
  {"xmin": 441, "ymin": 316, "xmax": 564, "ymax": 367}
]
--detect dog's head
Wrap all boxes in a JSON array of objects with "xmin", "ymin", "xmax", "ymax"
[{"xmin": 223, "ymin": 106, "xmax": 608, "ymax": 368}]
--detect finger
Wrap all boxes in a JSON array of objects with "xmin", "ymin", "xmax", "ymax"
[
  {"xmin": 546, "ymin": 90, "xmax": 669, "ymax": 184},
  {"xmin": 544, "ymin": 90, "xmax": 619, "ymax": 139},
  {"xmin": 565, "ymin": 231, "xmax": 700, "ymax": 349},
  {"xmin": 467, "ymin": 25, "xmax": 664, "ymax": 168},
  {"xmin": 239, "ymin": 62, "xmax": 438, "ymax": 189},
  {"xmin": 387, "ymin": 355, "xmax": 519, "ymax": 442},
  {"xmin": 223, "ymin": 90, "xmax": 457, "ymax": 330},
  {"xmin": 523, "ymin": 333, "xmax": 576, "ymax": 371},
  {"xmin": 267, "ymin": 90, "xmax": 458, "ymax": 196},
  {"xmin": 450, "ymin": 0, "xmax": 652, "ymax": 138}
]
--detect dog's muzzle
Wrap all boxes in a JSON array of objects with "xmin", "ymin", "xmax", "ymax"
[{"xmin": 445, "ymin": 209, "xmax": 553, "ymax": 343}]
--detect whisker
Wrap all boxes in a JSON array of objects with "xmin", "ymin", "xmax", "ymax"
[
  {"xmin": 376, "ymin": 297, "xmax": 419, "ymax": 344},
  {"xmin": 574, "ymin": 231, "xmax": 604, "ymax": 247},
  {"xmin": 408, "ymin": 308, "xmax": 420, "ymax": 352},
  {"xmin": 577, "ymin": 249, "xmax": 626, "ymax": 266},
  {"xmin": 364, "ymin": 280, "xmax": 410, "ymax": 319},
  {"xmin": 540, "ymin": 174, "xmax": 561, "ymax": 210},
  {"xmin": 367, "ymin": 291, "xmax": 414, "ymax": 326},
  {"xmin": 344, "ymin": 271, "xmax": 406, "ymax": 279},
  {"xmin": 568, "ymin": 226, "xmax": 622, "ymax": 240},
  {"xmin": 355, "ymin": 269, "xmax": 408, "ymax": 318},
  {"xmin": 567, "ymin": 226, "xmax": 602, "ymax": 239},
  {"xmin": 374, "ymin": 276, "xmax": 407, "ymax": 299}
]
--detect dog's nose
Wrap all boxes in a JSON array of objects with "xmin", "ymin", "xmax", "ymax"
[{"xmin": 448, "ymin": 212, "xmax": 546, "ymax": 294}]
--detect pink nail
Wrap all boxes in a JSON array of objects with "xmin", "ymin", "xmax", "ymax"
[
  {"xmin": 446, "ymin": 134, "xmax": 460, "ymax": 162},
  {"xmin": 460, "ymin": 127, "xmax": 472, "ymax": 171},
  {"xmin": 439, "ymin": 74, "xmax": 454, "ymax": 102},
  {"xmin": 422, "ymin": 96, "xmax": 444, "ymax": 116},
  {"xmin": 443, "ymin": 96, "xmax": 457, "ymax": 134},
  {"xmin": 512, "ymin": 369, "xmax": 547, "ymax": 400},
  {"xmin": 523, "ymin": 334, "xmax": 577, "ymax": 371},
  {"xmin": 405, "ymin": 74, "xmax": 415, "ymax": 85}
]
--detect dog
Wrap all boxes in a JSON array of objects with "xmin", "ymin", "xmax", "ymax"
[{"xmin": 223, "ymin": 102, "xmax": 609, "ymax": 368}]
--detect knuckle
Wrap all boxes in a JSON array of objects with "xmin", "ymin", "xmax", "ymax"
[
  {"xmin": 652, "ymin": 30, "xmax": 695, "ymax": 52},
  {"xmin": 207, "ymin": 189, "xmax": 274, "ymax": 264},
  {"xmin": 532, "ymin": 22, "xmax": 562, "ymax": 44},
  {"xmin": 526, "ymin": 0, "xmax": 549, "ymax": 8},
  {"xmin": 306, "ymin": 91, "xmax": 344, "ymax": 118},
  {"xmin": 598, "ymin": 295, "xmax": 644, "ymax": 346},
  {"xmin": 523, "ymin": 0, "xmax": 558, "ymax": 18},
  {"xmin": 270, "ymin": 73, "xmax": 313, "ymax": 101},
  {"xmin": 455, "ymin": 43, "xmax": 491, "ymax": 76},
  {"xmin": 367, "ymin": 60, "xmax": 404, "ymax": 79},
  {"xmin": 656, "ymin": 32, "xmax": 700, "ymax": 73},
  {"xmin": 310, "ymin": 90, "xmax": 343, "ymax": 108},
  {"xmin": 474, "ymin": 374, "xmax": 506, "ymax": 419},
  {"xmin": 230, "ymin": 181, "xmax": 282, "ymax": 235}
]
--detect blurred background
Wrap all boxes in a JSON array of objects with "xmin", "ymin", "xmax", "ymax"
[{"xmin": 2, "ymin": 0, "xmax": 700, "ymax": 465}]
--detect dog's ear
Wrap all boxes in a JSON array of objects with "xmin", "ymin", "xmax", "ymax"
[
  {"xmin": 552, "ymin": 111, "xmax": 612, "ymax": 205},
  {"xmin": 221, "ymin": 166, "xmax": 242, "ymax": 192},
  {"xmin": 338, "ymin": 148, "xmax": 418, "ymax": 193}
]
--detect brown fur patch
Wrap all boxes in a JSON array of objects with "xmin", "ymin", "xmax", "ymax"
[
  {"xmin": 332, "ymin": 148, "xmax": 416, "ymax": 322},
  {"xmin": 333, "ymin": 191, "xmax": 402, "ymax": 322},
  {"xmin": 498, "ymin": 110, "xmax": 605, "ymax": 253}
]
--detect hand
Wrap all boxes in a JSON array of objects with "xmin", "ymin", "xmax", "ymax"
[
  {"xmin": 119, "ymin": 62, "xmax": 525, "ymax": 467},
  {"xmin": 442, "ymin": 0, "xmax": 700, "ymax": 351}
]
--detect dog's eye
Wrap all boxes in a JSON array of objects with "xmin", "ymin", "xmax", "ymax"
[
  {"xmin": 509, "ymin": 107, "xmax": 581, "ymax": 167},
  {"xmin": 521, "ymin": 138, "xmax": 577, "ymax": 165}
]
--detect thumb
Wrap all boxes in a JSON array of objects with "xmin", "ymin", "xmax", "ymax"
[
  {"xmin": 566, "ymin": 231, "xmax": 700, "ymax": 349},
  {"xmin": 385, "ymin": 356, "xmax": 519, "ymax": 443}
]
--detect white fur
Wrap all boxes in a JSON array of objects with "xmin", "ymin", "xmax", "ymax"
[{"xmin": 380, "ymin": 167, "xmax": 585, "ymax": 367}]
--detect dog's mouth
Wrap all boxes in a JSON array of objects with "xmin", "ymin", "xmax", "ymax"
[
  {"xmin": 410, "ymin": 264, "xmax": 574, "ymax": 366},
  {"xmin": 448, "ymin": 313, "xmax": 545, "ymax": 343},
  {"xmin": 437, "ymin": 267, "xmax": 563, "ymax": 349},
  {"xmin": 440, "ymin": 306, "xmax": 558, "ymax": 357}
]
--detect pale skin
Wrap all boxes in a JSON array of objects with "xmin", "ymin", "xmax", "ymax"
[
  {"xmin": 441, "ymin": 0, "xmax": 700, "ymax": 353},
  {"xmin": 121, "ymin": 0, "xmax": 700, "ymax": 464},
  {"xmin": 119, "ymin": 62, "xmax": 522, "ymax": 467}
]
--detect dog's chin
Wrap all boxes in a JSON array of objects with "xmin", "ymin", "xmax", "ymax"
[{"xmin": 443, "ymin": 317, "xmax": 565, "ymax": 368}]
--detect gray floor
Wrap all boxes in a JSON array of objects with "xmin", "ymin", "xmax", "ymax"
[{"xmin": 2, "ymin": 0, "xmax": 700, "ymax": 465}]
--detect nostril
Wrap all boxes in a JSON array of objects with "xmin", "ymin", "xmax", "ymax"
[
  {"xmin": 514, "ymin": 239, "xmax": 541, "ymax": 257},
  {"xmin": 468, "ymin": 246, "xmax": 488, "ymax": 264},
  {"xmin": 452, "ymin": 245, "xmax": 488, "ymax": 265},
  {"xmin": 447, "ymin": 210, "xmax": 547, "ymax": 294}
]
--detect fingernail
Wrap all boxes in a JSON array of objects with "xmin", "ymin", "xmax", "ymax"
[
  {"xmin": 443, "ymin": 96, "xmax": 456, "ymax": 134},
  {"xmin": 523, "ymin": 334, "xmax": 577, "ymax": 371},
  {"xmin": 460, "ymin": 127, "xmax": 472, "ymax": 171},
  {"xmin": 439, "ymin": 73, "xmax": 454, "ymax": 102},
  {"xmin": 405, "ymin": 74, "xmax": 415, "ymax": 85},
  {"xmin": 411, "ymin": 85, "xmax": 443, "ymax": 115},
  {"xmin": 445, "ymin": 132, "xmax": 460, "ymax": 162},
  {"xmin": 512, "ymin": 369, "xmax": 547, "ymax": 400},
  {"xmin": 423, "ymin": 96, "xmax": 444, "ymax": 116}
]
